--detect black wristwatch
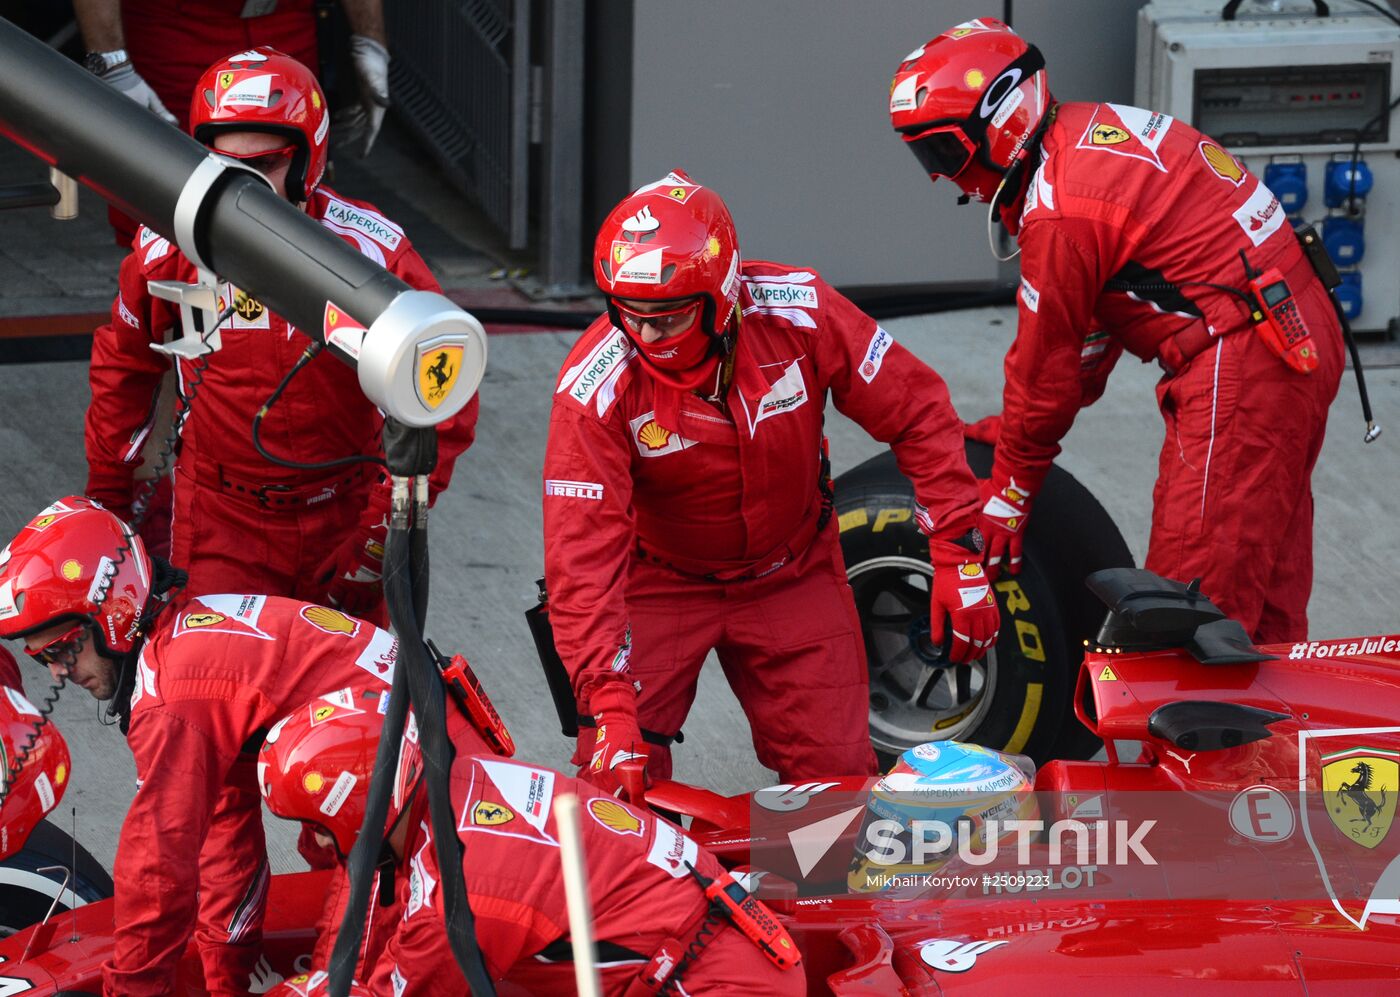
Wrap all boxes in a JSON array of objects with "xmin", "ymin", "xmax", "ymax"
[
  {"xmin": 83, "ymin": 49, "xmax": 129, "ymax": 78},
  {"xmin": 950, "ymin": 526, "xmax": 986, "ymax": 555}
]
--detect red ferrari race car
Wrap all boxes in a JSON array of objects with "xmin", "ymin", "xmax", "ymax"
[{"xmin": 3, "ymin": 568, "xmax": 1399, "ymax": 994}]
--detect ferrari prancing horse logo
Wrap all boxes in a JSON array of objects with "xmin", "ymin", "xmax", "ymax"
[
  {"xmin": 1323, "ymin": 747, "xmax": 1398, "ymax": 848},
  {"xmin": 472, "ymin": 801, "xmax": 515, "ymax": 826},
  {"xmin": 1091, "ymin": 125, "xmax": 1130, "ymax": 146},
  {"xmin": 416, "ymin": 343, "xmax": 464, "ymax": 410}
]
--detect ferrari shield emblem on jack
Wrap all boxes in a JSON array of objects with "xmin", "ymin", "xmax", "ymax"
[{"xmin": 416, "ymin": 340, "xmax": 463, "ymax": 410}]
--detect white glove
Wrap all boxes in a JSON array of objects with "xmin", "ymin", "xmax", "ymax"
[
  {"xmin": 341, "ymin": 34, "xmax": 390, "ymax": 157},
  {"xmin": 103, "ymin": 61, "xmax": 178, "ymax": 126}
]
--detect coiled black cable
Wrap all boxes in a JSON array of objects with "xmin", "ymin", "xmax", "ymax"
[
  {"xmin": 1, "ymin": 305, "xmax": 229, "ymax": 801},
  {"xmin": 251, "ymin": 340, "xmax": 387, "ymax": 473}
]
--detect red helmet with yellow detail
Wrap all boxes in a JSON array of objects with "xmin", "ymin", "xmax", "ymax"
[
  {"xmin": 0, "ymin": 496, "xmax": 153, "ymax": 658},
  {"xmin": 258, "ymin": 687, "xmax": 422, "ymax": 858},
  {"xmin": 189, "ymin": 47, "xmax": 330, "ymax": 202},
  {"xmin": 593, "ymin": 170, "xmax": 742, "ymax": 390},
  {"xmin": 888, "ymin": 18, "xmax": 1050, "ymax": 204}
]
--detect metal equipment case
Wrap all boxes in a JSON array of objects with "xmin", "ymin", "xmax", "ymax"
[{"xmin": 1137, "ymin": 1, "xmax": 1400, "ymax": 334}]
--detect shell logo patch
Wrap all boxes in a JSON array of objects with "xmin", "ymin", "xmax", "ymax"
[
  {"xmin": 588, "ymin": 797, "xmax": 644, "ymax": 837},
  {"xmin": 55, "ymin": 762, "xmax": 67, "ymax": 786},
  {"xmin": 60, "ymin": 559, "xmax": 83, "ymax": 581},
  {"xmin": 183, "ymin": 612, "xmax": 226, "ymax": 628},
  {"xmin": 638, "ymin": 420, "xmax": 671, "ymax": 451},
  {"xmin": 312, "ymin": 91, "xmax": 322, "ymax": 109},
  {"xmin": 1091, "ymin": 125, "xmax": 1130, "ymax": 146},
  {"xmin": 301, "ymin": 605, "xmax": 361, "ymax": 637},
  {"xmin": 959, "ymin": 564, "xmax": 983, "ymax": 578},
  {"xmin": 472, "ymin": 801, "xmax": 515, "ymax": 826},
  {"xmin": 303, "ymin": 771, "xmax": 326, "ymax": 794},
  {"xmin": 964, "ymin": 69, "xmax": 985, "ymax": 89},
  {"xmin": 417, "ymin": 342, "xmax": 464, "ymax": 410},
  {"xmin": 1200, "ymin": 141, "xmax": 1245, "ymax": 186}
]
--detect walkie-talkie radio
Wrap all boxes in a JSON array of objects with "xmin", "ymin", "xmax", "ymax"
[
  {"xmin": 425, "ymin": 639, "xmax": 516, "ymax": 757},
  {"xmin": 687, "ymin": 866, "xmax": 801, "ymax": 971},
  {"xmin": 1247, "ymin": 268, "xmax": 1319, "ymax": 375}
]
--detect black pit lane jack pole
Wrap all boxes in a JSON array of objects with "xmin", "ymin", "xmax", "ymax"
[{"xmin": 327, "ymin": 421, "xmax": 495, "ymax": 997}]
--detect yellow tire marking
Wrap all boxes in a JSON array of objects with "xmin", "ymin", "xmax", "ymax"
[
  {"xmin": 872, "ymin": 508, "xmax": 911, "ymax": 532},
  {"xmin": 1014, "ymin": 620, "xmax": 1047, "ymax": 662},
  {"xmin": 838, "ymin": 509, "xmax": 868, "ymax": 533},
  {"xmin": 1003, "ymin": 682, "xmax": 1043, "ymax": 755}
]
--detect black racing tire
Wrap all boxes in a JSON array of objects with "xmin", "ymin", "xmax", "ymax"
[
  {"xmin": 0, "ymin": 819, "xmax": 114, "ymax": 939},
  {"xmin": 835, "ymin": 440, "xmax": 1133, "ymax": 768}
]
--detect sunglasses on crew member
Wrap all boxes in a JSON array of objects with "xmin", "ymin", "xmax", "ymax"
[
  {"xmin": 210, "ymin": 143, "xmax": 297, "ymax": 175},
  {"xmin": 24, "ymin": 623, "xmax": 88, "ymax": 667},
  {"xmin": 899, "ymin": 44, "xmax": 1047, "ymax": 181},
  {"xmin": 902, "ymin": 124, "xmax": 979, "ymax": 181},
  {"xmin": 613, "ymin": 298, "xmax": 703, "ymax": 336}
]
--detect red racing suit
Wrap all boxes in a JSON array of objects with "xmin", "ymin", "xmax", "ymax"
[
  {"xmin": 108, "ymin": 0, "xmax": 319, "ymax": 244},
  {"xmin": 1000, "ymin": 102, "xmax": 1343, "ymax": 642},
  {"xmin": 367, "ymin": 749, "xmax": 802, "ymax": 995},
  {"xmin": 120, "ymin": 0, "xmax": 319, "ymax": 134},
  {"xmin": 106, "ymin": 593, "xmax": 399, "ymax": 996},
  {"xmin": 0, "ymin": 645, "xmax": 19, "ymax": 691},
  {"xmin": 543, "ymin": 262, "xmax": 980, "ymax": 781},
  {"xmin": 85, "ymin": 187, "xmax": 477, "ymax": 625}
]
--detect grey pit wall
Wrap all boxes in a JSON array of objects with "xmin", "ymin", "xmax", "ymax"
[{"xmin": 624, "ymin": 1, "xmax": 1148, "ymax": 288}]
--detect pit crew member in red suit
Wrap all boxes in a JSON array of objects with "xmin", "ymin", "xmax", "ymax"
[
  {"xmin": 0, "ymin": 496, "xmax": 404, "ymax": 996},
  {"xmin": 543, "ymin": 171, "xmax": 999, "ymax": 794},
  {"xmin": 84, "ymin": 49, "xmax": 477, "ymax": 628},
  {"xmin": 889, "ymin": 18, "xmax": 1344, "ymax": 643},
  {"xmin": 259, "ymin": 694, "xmax": 804, "ymax": 995}
]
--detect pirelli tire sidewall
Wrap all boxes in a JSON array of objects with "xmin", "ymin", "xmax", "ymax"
[{"xmin": 835, "ymin": 441, "xmax": 1123, "ymax": 766}]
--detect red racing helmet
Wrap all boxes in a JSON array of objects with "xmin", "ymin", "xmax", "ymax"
[
  {"xmin": 0, "ymin": 686, "xmax": 71, "ymax": 861},
  {"xmin": 258, "ymin": 687, "xmax": 423, "ymax": 859},
  {"xmin": 889, "ymin": 18, "xmax": 1050, "ymax": 203},
  {"xmin": 593, "ymin": 170, "xmax": 742, "ymax": 388},
  {"xmin": 190, "ymin": 47, "xmax": 330, "ymax": 202},
  {"xmin": 0, "ymin": 497, "xmax": 153, "ymax": 658}
]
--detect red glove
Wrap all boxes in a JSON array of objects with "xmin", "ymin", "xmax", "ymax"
[
  {"xmin": 579, "ymin": 682, "xmax": 648, "ymax": 803},
  {"xmin": 318, "ymin": 482, "xmax": 391, "ymax": 618},
  {"xmin": 929, "ymin": 543, "xmax": 1000, "ymax": 664},
  {"xmin": 978, "ymin": 473, "xmax": 1034, "ymax": 579}
]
